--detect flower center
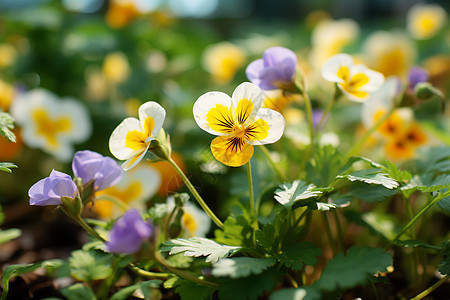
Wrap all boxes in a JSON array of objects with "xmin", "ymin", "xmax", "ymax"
[
  {"xmin": 232, "ymin": 124, "xmax": 247, "ymax": 138},
  {"xmin": 32, "ymin": 108, "xmax": 72, "ymax": 146},
  {"xmin": 124, "ymin": 117, "xmax": 154, "ymax": 151}
]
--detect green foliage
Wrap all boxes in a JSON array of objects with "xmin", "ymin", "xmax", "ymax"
[
  {"xmin": 275, "ymin": 241, "xmax": 321, "ymax": 271},
  {"xmin": 0, "ymin": 228, "xmax": 21, "ymax": 244},
  {"xmin": 255, "ymin": 223, "xmax": 277, "ymax": 254},
  {"xmin": 337, "ymin": 168, "xmax": 399, "ymax": 189},
  {"xmin": 61, "ymin": 283, "xmax": 96, "ymax": 300},
  {"xmin": 306, "ymin": 146, "xmax": 343, "ymax": 187},
  {"xmin": 218, "ymin": 268, "xmax": 278, "ymax": 300},
  {"xmin": 110, "ymin": 280, "xmax": 162, "ymax": 300},
  {"xmin": 170, "ymin": 278, "xmax": 215, "ymax": 300},
  {"xmin": 161, "ymin": 237, "xmax": 241, "ymax": 264},
  {"xmin": 214, "ymin": 215, "xmax": 253, "ymax": 247},
  {"xmin": 1, "ymin": 260, "xmax": 62, "ymax": 300},
  {"xmin": 0, "ymin": 111, "xmax": 15, "ymax": 143},
  {"xmin": 0, "ymin": 162, "xmax": 17, "ymax": 173},
  {"xmin": 438, "ymin": 241, "xmax": 450, "ymax": 275},
  {"xmin": 269, "ymin": 286, "xmax": 321, "ymax": 300},
  {"xmin": 69, "ymin": 250, "xmax": 113, "ymax": 281},
  {"xmin": 315, "ymin": 247, "xmax": 392, "ymax": 292},
  {"xmin": 350, "ymin": 182, "xmax": 398, "ymax": 203},
  {"xmin": 394, "ymin": 240, "xmax": 442, "ymax": 250},
  {"xmin": 274, "ymin": 180, "xmax": 325, "ymax": 208},
  {"xmin": 383, "ymin": 160, "xmax": 412, "ymax": 182},
  {"xmin": 401, "ymin": 174, "xmax": 450, "ymax": 193},
  {"xmin": 212, "ymin": 257, "xmax": 276, "ymax": 278}
]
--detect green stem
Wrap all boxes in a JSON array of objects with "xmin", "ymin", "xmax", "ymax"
[
  {"xmin": 247, "ymin": 161, "xmax": 259, "ymax": 233},
  {"xmin": 168, "ymin": 156, "xmax": 224, "ymax": 229},
  {"xmin": 346, "ymin": 106, "xmax": 395, "ymax": 159},
  {"xmin": 403, "ymin": 193, "xmax": 419, "ymax": 282},
  {"xmin": 410, "ymin": 274, "xmax": 449, "ymax": 300},
  {"xmin": 389, "ymin": 190, "xmax": 450, "ymax": 247},
  {"xmin": 75, "ymin": 216, "xmax": 106, "ymax": 242},
  {"xmin": 295, "ymin": 82, "xmax": 315, "ymax": 175},
  {"xmin": 154, "ymin": 252, "xmax": 218, "ymax": 287},
  {"xmin": 129, "ymin": 263, "xmax": 172, "ymax": 279},
  {"xmin": 95, "ymin": 195, "xmax": 129, "ymax": 212},
  {"xmin": 332, "ymin": 210, "xmax": 344, "ymax": 252},
  {"xmin": 259, "ymin": 145, "xmax": 286, "ymax": 182},
  {"xmin": 322, "ymin": 212, "xmax": 337, "ymax": 255},
  {"xmin": 317, "ymin": 85, "xmax": 340, "ymax": 131}
]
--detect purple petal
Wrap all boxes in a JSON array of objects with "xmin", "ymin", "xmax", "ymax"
[
  {"xmin": 28, "ymin": 170, "xmax": 77, "ymax": 206},
  {"xmin": 246, "ymin": 59, "xmax": 265, "ymax": 84},
  {"xmin": 72, "ymin": 150, "xmax": 104, "ymax": 184},
  {"xmin": 95, "ymin": 157, "xmax": 123, "ymax": 191},
  {"xmin": 408, "ymin": 66, "xmax": 429, "ymax": 89}
]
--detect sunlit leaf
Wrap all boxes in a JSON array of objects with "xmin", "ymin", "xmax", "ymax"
[
  {"xmin": 274, "ymin": 180, "xmax": 323, "ymax": 208},
  {"xmin": 383, "ymin": 160, "xmax": 412, "ymax": 182},
  {"xmin": 212, "ymin": 257, "xmax": 276, "ymax": 278},
  {"xmin": 110, "ymin": 280, "xmax": 162, "ymax": 300},
  {"xmin": 0, "ymin": 228, "xmax": 21, "ymax": 244},
  {"xmin": 0, "ymin": 112, "xmax": 15, "ymax": 143},
  {"xmin": 69, "ymin": 250, "xmax": 113, "ymax": 281},
  {"xmin": 161, "ymin": 237, "xmax": 241, "ymax": 264},
  {"xmin": 0, "ymin": 162, "xmax": 18, "ymax": 173},
  {"xmin": 337, "ymin": 168, "xmax": 399, "ymax": 189},
  {"xmin": 61, "ymin": 283, "xmax": 96, "ymax": 300}
]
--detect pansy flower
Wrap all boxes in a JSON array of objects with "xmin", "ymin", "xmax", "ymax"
[
  {"xmin": 202, "ymin": 42, "xmax": 246, "ymax": 84},
  {"xmin": 29, "ymin": 170, "xmax": 78, "ymax": 206},
  {"xmin": 10, "ymin": 89, "xmax": 92, "ymax": 161},
  {"xmin": 246, "ymin": 47, "xmax": 297, "ymax": 90},
  {"xmin": 321, "ymin": 53, "xmax": 384, "ymax": 102},
  {"xmin": 193, "ymin": 82, "xmax": 285, "ymax": 167},
  {"xmin": 109, "ymin": 101, "xmax": 166, "ymax": 171},
  {"xmin": 407, "ymin": 3, "xmax": 447, "ymax": 40}
]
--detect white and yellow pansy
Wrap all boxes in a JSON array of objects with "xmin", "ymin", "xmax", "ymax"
[
  {"xmin": 167, "ymin": 196, "xmax": 211, "ymax": 237},
  {"xmin": 109, "ymin": 101, "xmax": 166, "ymax": 171},
  {"xmin": 321, "ymin": 53, "xmax": 384, "ymax": 102},
  {"xmin": 10, "ymin": 89, "xmax": 92, "ymax": 161},
  {"xmin": 193, "ymin": 82, "xmax": 285, "ymax": 167},
  {"xmin": 407, "ymin": 3, "xmax": 447, "ymax": 40},
  {"xmin": 95, "ymin": 163, "xmax": 161, "ymax": 219}
]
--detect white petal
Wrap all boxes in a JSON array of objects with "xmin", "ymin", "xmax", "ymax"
[
  {"xmin": 231, "ymin": 82, "xmax": 263, "ymax": 123},
  {"xmin": 247, "ymin": 108, "xmax": 285, "ymax": 145},
  {"xmin": 109, "ymin": 117, "xmax": 141, "ymax": 160},
  {"xmin": 193, "ymin": 91, "xmax": 233, "ymax": 136},
  {"xmin": 321, "ymin": 53, "xmax": 354, "ymax": 83},
  {"xmin": 351, "ymin": 64, "xmax": 385, "ymax": 92},
  {"xmin": 121, "ymin": 144, "xmax": 149, "ymax": 171},
  {"xmin": 138, "ymin": 101, "xmax": 166, "ymax": 137},
  {"xmin": 59, "ymin": 97, "xmax": 92, "ymax": 142}
]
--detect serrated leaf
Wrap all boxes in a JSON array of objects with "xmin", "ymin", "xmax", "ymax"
[
  {"xmin": 161, "ymin": 237, "xmax": 241, "ymax": 264},
  {"xmin": 351, "ymin": 182, "xmax": 398, "ymax": 203},
  {"xmin": 0, "ymin": 112, "xmax": 15, "ymax": 143},
  {"xmin": 61, "ymin": 283, "xmax": 96, "ymax": 300},
  {"xmin": 337, "ymin": 168, "xmax": 399, "ymax": 189},
  {"xmin": 0, "ymin": 228, "xmax": 21, "ymax": 244},
  {"xmin": 269, "ymin": 286, "xmax": 321, "ymax": 300},
  {"xmin": 214, "ymin": 215, "xmax": 253, "ymax": 247},
  {"xmin": 401, "ymin": 174, "xmax": 450, "ymax": 192},
  {"xmin": 171, "ymin": 278, "xmax": 215, "ymax": 300},
  {"xmin": 110, "ymin": 280, "xmax": 162, "ymax": 300},
  {"xmin": 218, "ymin": 268, "xmax": 278, "ymax": 300},
  {"xmin": 314, "ymin": 202, "xmax": 337, "ymax": 211},
  {"xmin": 316, "ymin": 247, "xmax": 392, "ymax": 292},
  {"xmin": 0, "ymin": 162, "xmax": 17, "ymax": 173},
  {"xmin": 212, "ymin": 257, "xmax": 275, "ymax": 278},
  {"xmin": 274, "ymin": 180, "xmax": 323, "ymax": 208},
  {"xmin": 438, "ymin": 241, "xmax": 450, "ymax": 275},
  {"xmin": 255, "ymin": 223, "xmax": 276, "ymax": 253},
  {"xmin": 69, "ymin": 250, "xmax": 113, "ymax": 281},
  {"xmin": 383, "ymin": 160, "xmax": 412, "ymax": 182},
  {"xmin": 276, "ymin": 241, "xmax": 321, "ymax": 271}
]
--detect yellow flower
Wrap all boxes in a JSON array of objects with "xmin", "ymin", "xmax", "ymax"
[
  {"xmin": 167, "ymin": 197, "xmax": 211, "ymax": 237},
  {"xmin": 102, "ymin": 52, "xmax": 130, "ymax": 84},
  {"xmin": 94, "ymin": 163, "xmax": 161, "ymax": 219},
  {"xmin": 202, "ymin": 42, "xmax": 246, "ymax": 84},
  {"xmin": 363, "ymin": 31, "xmax": 416, "ymax": 78},
  {"xmin": 0, "ymin": 44, "xmax": 17, "ymax": 68},
  {"xmin": 10, "ymin": 89, "xmax": 92, "ymax": 161},
  {"xmin": 0, "ymin": 80, "xmax": 14, "ymax": 111},
  {"xmin": 193, "ymin": 82, "xmax": 285, "ymax": 167},
  {"xmin": 105, "ymin": 0, "xmax": 140, "ymax": 28},
  {"xmin": 109, "ymin": 101, "xmax": 166, "ymax": 170},
  {"xmin": 321, "ymin": 54, "xmax": 384, "ymax": 102},
  {"xmin": 407, "ymin": 3, "xmax": 447, "ymax": 40},
  {"xmin": 262, "ymin": 89, "xmax": 298, "ymax": 113},
  {"xmin": 310, "ymin": 18, "xmax": 360, "ymax": 68}
]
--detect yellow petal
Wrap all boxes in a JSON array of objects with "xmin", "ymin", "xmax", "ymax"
[
  {"xmin": 206, "ymin": 104, "xmax": 235, "ymax": 134},
  {"xmin": 235, "ymin": 98, "xmax": 254, "ymax": 125},
  {"xmin": 210, "ymin": 136, "xmax": 254, "ymax": 167},
  {"xmin": 245, "ymin": 119, "xmax": 269, "ymax": 141}
]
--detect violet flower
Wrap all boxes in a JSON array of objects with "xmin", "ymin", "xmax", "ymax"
[
  {"xmin": 29, "ymin": 170, "xmax": 78, "ymax": 206},
  {"xmin": 246, "ymin": 46, "xmax": 297, "ymax": 90},
  {"xmin": 408, "ymin": 66, "xmax": 429, "ymax": 91},
  {"xmin": 72, "ymin": 150, "xmax": 122, "ymax": 191},
  {"xmin": 106, "ymin": 209, "xmax": 153, "ymax": 254}
]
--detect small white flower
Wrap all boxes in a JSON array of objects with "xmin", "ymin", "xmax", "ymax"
[
  {"xmin": 11, "ymin": 89, "xmax": 91, "ymax": 161},
  {"xmin": 407, "ymin": 4, "xmax": 447, "ymax": 40},
  {"xmin": 167, "ymin": 196, "xmax": 211, "ymax": 237},
  {"xmin": 321, "ymin": 53, "xmax": 384, "ymax": 102},
  {"xmin": 109, "ymin": 101, "xmax": 166, "ymax": 171}
]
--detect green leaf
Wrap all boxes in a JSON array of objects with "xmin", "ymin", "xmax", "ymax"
[
  {"xmin": 0, "ymin": 112, "xmax": 15, "ymax": 143},
  {"xmin": 0, "ymin": 228, "xmax": 21, "ymax": 244},
  {"xmin": 1, "ymin": 260, "xmax": 61, "ymax": 300},
  {"xmin": 255, "ymin": 223, "xmax": 276, "ymax": 253},
  {"xmin": 60, "ymin": 283, "xmax": 96, "ymax": 300},
  {"xmin": 161, "ymin": 237, "xmax": 241, "ymax": 264},
  {"xmin": 276, "ymin": 241, "xmax": 321, "ymax": 271},
  {"xmin": 401, "ymin": 174, "xmax": 450, "ymax": 193},
  {"xmin": 171, "ymin": 278, "xmax": 215, "ymax": 300},
  {"xmin": 438, "ymin": 241, "xmax": 450, "ymax": 275},
  {"xmin": 382, "ymin": 160, "xmax": 412, "ymax": 182},
  {"xmin": 337, "ymin": 168, "xmax": 399, "ymax": 189},
  {"xmin": 69, "ymin": 250, "xmax": 113, "ymax": 281},
  {"xmin": 350, "ymin": 182, "xmax": 398, "ymax": 203},
  {"xmin": 218, "ymin": 268, "xmax": 278, "ymax": 300},
  {"xmin": 394, "ymin": 240, "xmax": 442, "ymax": 251},
  {"xmin": 212, "ymin": 257, "xmax": 276, "ymax": 278},
  {"xmin": 274, "ymin": 180, "xmax": 324, "ymax": 208},
  {"xmin": 214, "ymin": 215, "xmax": 253, "ymax": 247},
  {"xmin": 0, "ymin": 162, "xmax": 17, "ymax": 173},
  {"xmin": 344, "ymin": 210, "xmax": 397, "ymax": 241},
  {"xmin": 437, "ymin": 192, "xmax": 450, "ymax": 213},
  {"xmin": 110, "ymin": 280, "xmax": 162, "ymax": 300},
  {"xmin": 316, "ymin": 247, "xmax": 392, "ymax": 292},
  {"xmin": 306, "ymin": 145, "xmax": 343, "ymax": 187},
  {"xmin": 269, "ymin": 286, "xmax": 321, "ymax": 300}
]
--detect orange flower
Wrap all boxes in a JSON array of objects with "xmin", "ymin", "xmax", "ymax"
[
  {"xmin": 106, "ymin": 1, "xmax": 140, "ymax": 29},
  {"xmin": 152, "ymin": 152, "xmax": 185, "ymax": 196}
]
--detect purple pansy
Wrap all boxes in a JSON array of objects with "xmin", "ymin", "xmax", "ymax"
[
  {"xmin": 246, "ymin": 46, "xmax": 297, "ymax": 90},
  {"xmin": 28, "ymin": 170, "xmax": 78, "ymax": 206},
  {"xmin": 105, "ymin": 209, "xmax": 153, "ymax": 254},
  {"xmin": 408, "ymin": 66, "xmax": 429, "ymax": 90},
  {"xmin": 72, "ymin": 150, "xmax": 122, "ymax": 191}
]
